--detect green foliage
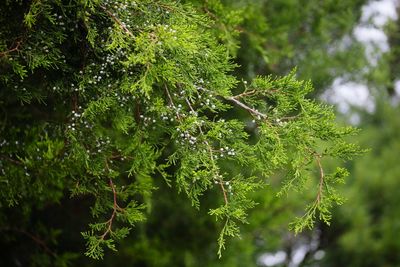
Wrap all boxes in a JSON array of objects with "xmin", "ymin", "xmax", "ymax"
[
  {"xmin": 319, "ymin": 103, "xmax": 400, "ymax": 267},
  {"xmin": 312, "ymin": 13, "xmax": 400, "ymax": 266},
  {"xmin": 0, "ymin": 0, "xmax": 362, "ymax": 264},
  {"xmin": 225, "ymin": 0, "xmax": 369, "ymax": 90}
]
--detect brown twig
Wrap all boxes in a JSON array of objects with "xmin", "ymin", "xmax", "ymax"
[
  {"xmin": 100, "ymin": 5, "xmax": 133, "ymax": 37},
  {"xmin": 72, "ymin": 93, "xmax": 78, "ymax": 111},
  {"xmin": 305, "ymin": 147, "xmax": 326, "ymax": 205},
  {"xmin": 0, "ymin": 40, "xmax": 22, "ymax": 57},
  {"xmin": 198, "ymin": 87, "xmax": 268, "ymax": 120},
  {"xmin": 219, "ymin": 180, "xmax": 228, "ymax": 205},
  {"xmin": 100, "ymin": 178, "xmax": 118, "ymax": 240},
  {"xmin": 202, "ymin": 6, "xmax": 218, "ymax": 20},
  {"xmin": 0, "ymin": 155, "xmax": 23, "ymax": 165},
  {"xmin": 110, "ymin": 153, "xmax": 133, "ymax": 160},
  {"xmin": 281, "ymin": 115, "xmax": 299, "ymax": 121},
  {"xmin": 231, "ymin": 90, "xmax": 257, "ymax": 99},
  {"xmin": 165, "ymin": 85, "xmax": 183, "ymax": 121},
  {"xmin": 1, "ymin": 228, "xmax": 56, "ymax": 257},
  {"xmin": 227, "ymin": 96, "xmax": 268, "ymax": 119},
  {"xmin": 314, "ymin": 154, "xmax": 325, "ymax": 204},
  {"xmin": 232, "ymin": 88, "xmax": 280, "ymax": 100}
]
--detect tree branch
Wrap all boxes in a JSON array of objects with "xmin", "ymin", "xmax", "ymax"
[
  {"xmin": 185, "ymin": 97, "xmax": 228, "ymax": 205},
  {"xmin": 100, "ymin": 178, "xmax": 118, "ymax": 240},
  {"xmin": 227, "ymin": 96, "xmax": 268, "ymax": 119},
  {"xmin": 0, "ymin": 40, "xmax": 22, "ymax": 58},
  {"xmin": 198, "ymin": 87, "xmax": 268, "ymax": 120},
  {"xmin": 1, "ymin": 228, "xmax": 57, "ymax": 257},
  {"xmin": 313, "ymin": 153, "xmax": 324, "ymax": 204},
  {"xmin": 231, "ymin": 90, "xmax": 256, "ymax": 99},
  {"xmin": 100, "ymin": 6, "xmax": 133, "ymax": 37},
  {"xmin": 165, "ymin": 85, "xmax": 228, "ymax": 205},
  {"xmin": 165, "ymin": 85, "xmax": 182, "ymax": 120},
  {"xmin": 0, "ymin": 155, "xmax": 23, "ymax": 165}
]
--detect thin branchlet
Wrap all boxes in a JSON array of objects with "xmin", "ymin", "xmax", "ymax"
[
  {"xmin": 184, "ymin": 97, "xmax": 228, "ymax": 205},
  {"xmin": 314, "ymin": 153, "xmax": 325, "ymax": 204},
  {"xmin": 198, "ymin": 87, "xmax": 268, "ymax": 120},
  {"xmin": 0, "ymin": 40, "xmax": 22, "ymax": 57},
  {"xmin": 100, "ymin": 5, "xmax": 133, "ymax": 37},
  {"xmin": 100, "ymin": 178, "xmax": 118, "ymax": 240},
  {"xmin": 1, "ymin": 228, "xmax": 57, "ymax": 257},
  {"xmin": 227, "ymin": 96, "xmax": 268, "ymax": 119}
]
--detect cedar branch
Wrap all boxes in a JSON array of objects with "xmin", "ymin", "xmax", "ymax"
[
  {"xmin": 100, "ymin": 6, "xmax": 133, "ymax": 37},
  {"xmin": 100, "ymin": 178, "xmax": 118, "ymax": 240},
  {"xmin": 0, "ymin": 40, "xmax": 22, "ymax": 57}
]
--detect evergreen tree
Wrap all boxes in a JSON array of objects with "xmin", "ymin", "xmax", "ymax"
[{"xmin": 0, "ymin": 0, "xmax": 362, "ymax": 265}]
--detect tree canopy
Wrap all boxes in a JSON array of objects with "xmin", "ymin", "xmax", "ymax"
[{"xmin": 0, "ymin": 0, "xmax": 366, "ymax": 266}]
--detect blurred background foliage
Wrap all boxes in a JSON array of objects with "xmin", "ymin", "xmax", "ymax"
[{"xmin": 1, "ymin": 0, "xmax": 400, "ymax": 266}]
